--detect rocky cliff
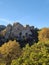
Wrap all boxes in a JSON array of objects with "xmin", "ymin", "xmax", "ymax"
[{"xmin": 0, "ymin": 22, "xmax": 39, "ymax": 47}]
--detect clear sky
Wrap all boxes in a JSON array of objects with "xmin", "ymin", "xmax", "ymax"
[{"xmin": 0, "ymin": 0, "xmax": 49, "ymax": 28}]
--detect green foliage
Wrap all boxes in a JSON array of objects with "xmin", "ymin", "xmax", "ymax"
[{"xmin": 11, "ymin": 41, "xmax": 49, "ymax": 65}]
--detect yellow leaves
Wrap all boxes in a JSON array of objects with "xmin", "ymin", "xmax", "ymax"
[
  {"xmin": 38, "ymin": 28, "xmax": 49, "ymax": 42},
  {"xmin": 0, "ymin": 40, "xmax": 20, "ymax": 55},
  {"xmin": 11, "ymin": 41, "xmax": 49, "ymax": 65},
  {"xmin": 0, "ymin": 40, "xmax": 21, "ymax": 65},
  {"xmin": 42, "ymin": 63, "xmax": 46, "ymax": 65}
]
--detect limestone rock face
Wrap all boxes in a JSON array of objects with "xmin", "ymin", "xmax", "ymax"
[
  {"xmin": 4, "ymin": 24, "xmax": 12, "ymax": 40},
  {"xmin": 11, "ymin": 23, "xmax": 24, "ymax": 37},
  {"xmin": 0, "ymin": 22, "xmax": 38, "ymax": 46},
  {"xmin": 0, "ymin": 24, "xmax": 12, "ymax": 45},
  {"xmin": 0, "ymin": 23, "xmax": 32, "ymax": 39}
]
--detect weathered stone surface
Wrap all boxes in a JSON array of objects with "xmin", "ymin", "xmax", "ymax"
[{"xmin": 0, "ymin": 22, "xmax": 38, "ymax": 47}]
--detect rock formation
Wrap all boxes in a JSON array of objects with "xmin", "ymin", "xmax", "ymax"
[
  {"xmin": 0, "ymin": 25, "xmax": 6, "ymax": 31},
  {"xmin": 0, "ymin": 22, "xmax": 39, "ymax": 47}
]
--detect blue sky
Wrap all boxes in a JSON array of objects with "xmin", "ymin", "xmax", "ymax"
[{"xmin": 0, "ymin": 0, "xmax": 49, "ymax": 28}]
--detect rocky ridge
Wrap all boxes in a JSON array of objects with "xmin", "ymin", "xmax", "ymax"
[{"xmin": 0, "ymin": 22, "xmax": 38, "ymax": 47}]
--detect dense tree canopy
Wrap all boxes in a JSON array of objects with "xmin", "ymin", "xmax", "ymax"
[
  {"xmin": 11, "ymin": 41, "xmax": 49, "ymax": 65},
  {"xmin": 38, "ymin": 28, "xmax": 49, "ymax": 42},
  {"xmin": 0, "ymin": 40, "xmax": 21, "ymax": 65}
]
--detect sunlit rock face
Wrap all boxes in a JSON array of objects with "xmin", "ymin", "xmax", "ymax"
[
  {"xmin": 0, "ymin": 22, "xmax": 38, "ymax": 47},
  {"xmin": 11, "ymin": 23, "xmax": 24, "ymax": 37},
  {"xmin": 0, "ymin": 23, "xmax": 31, "ymax": 38},
  {"xmin": 11, "ymin": 23, "xmax": 33, "ymax": 40},
  {"xmin": 21, "ymin": 26, "xmax": 32, "ymax": 36}
]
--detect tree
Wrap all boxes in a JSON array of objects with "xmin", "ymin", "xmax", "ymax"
[
  {"xmin": 0, "ymin": 40, "xmax": 21, "ymax": 65},
  {"xmin": 11, "ymin": 41, "xmax": 49, "ymax": 65},
  {"xmin": 38, "ymin": 28, "xmax": 49, "ymax": 42}
]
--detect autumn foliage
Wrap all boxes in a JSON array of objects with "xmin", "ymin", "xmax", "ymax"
[
  {"xmin": 0, "ymin": 40, "xmax": 21, "ymax": 65},
  {"xmin": 38, "ymin": 28, "xmax": 49, "ymax": 42},
  {"xmin": 0, "ymin": 28, "xmax": 49, "ymax": 65}
]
